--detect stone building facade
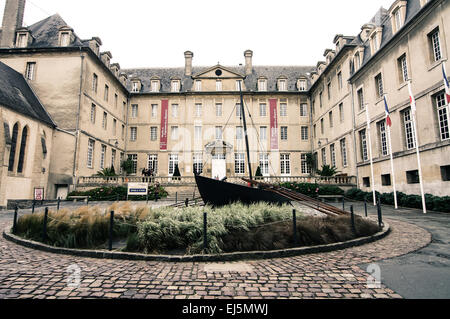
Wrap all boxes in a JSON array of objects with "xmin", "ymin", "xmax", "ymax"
[{"xmin": 0, "ymin": 0, "xmax": 449, "ymax": 203}]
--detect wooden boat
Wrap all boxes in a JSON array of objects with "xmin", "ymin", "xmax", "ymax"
[{"xmin": 194, "ymin": 82, "xmax": 292, "ymax": 207}]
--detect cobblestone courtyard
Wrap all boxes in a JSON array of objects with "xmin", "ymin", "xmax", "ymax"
[{"xmin": 0, "ymin": 202, "xmax": 435, "ymax": 299}]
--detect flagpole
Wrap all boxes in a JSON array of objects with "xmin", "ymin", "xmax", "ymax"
[
  {"xmin": 387, "ymin": 124, "xmax": 398, "ymax": 209},
  {"xmin": 384, "ymin": 95, "xmax": 398, "ymax": 209},
  {"xmin": 442, "ymin": 62, "xmax": 450, "ymax": 137},
  {"xmin": 365, "ymin": 105, "xmax": 377, "ymax": 206},
  {"xmin": 408, "ymin": 80, "xmax": 427, "ymax": 214}
]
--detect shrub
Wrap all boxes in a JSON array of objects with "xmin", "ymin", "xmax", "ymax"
[
  {"xmin": 280, "ymin": 182, "xmax": 344, "ymax": 198},
  {"xmin": 68, "ymin": 185, "xmax": 168, "ymax": 201}
]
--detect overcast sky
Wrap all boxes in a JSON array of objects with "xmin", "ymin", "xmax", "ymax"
[{"xmin": 1, "ymin": 0, "xmax": 394, "ymax": 69}]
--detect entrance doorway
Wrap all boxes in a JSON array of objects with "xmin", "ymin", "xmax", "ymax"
[
  {"xmin": 56, "ymin": 185, "xmax": 69, "ymax": 200},
  {"xmin": 211, "ymin": 154, "xmax": 226, "ymax": 180}
]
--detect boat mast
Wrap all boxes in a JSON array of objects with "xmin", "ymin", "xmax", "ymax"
[{"xmin": 238, "ymin": 80, "xmax": 253, "ymax": 181}]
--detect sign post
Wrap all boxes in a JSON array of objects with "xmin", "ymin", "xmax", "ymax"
[{"xmin": 127, "ymin": 183, "xmax": 149, "ymax": 202}]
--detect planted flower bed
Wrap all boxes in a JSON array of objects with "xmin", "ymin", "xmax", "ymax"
[{"xmin": 14, "ymin": 202, "xmax": 380, "ymax": 255}]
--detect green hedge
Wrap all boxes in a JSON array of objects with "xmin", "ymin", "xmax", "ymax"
[
  {"xmin": 280, "ymin": 182, "xmax": 344, "ymax": 198},
  {"xmin": 345, "ymin": 188, "xmax": 450, "ymax": 213},
  {"xmin": 68, "ymin": 185, "xmax": 168, "ymax": 201}
]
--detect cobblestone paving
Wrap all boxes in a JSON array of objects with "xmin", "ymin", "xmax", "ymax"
[{"xmin": 0, "ymin": 218, "xmax": 431, "ymax": 299}]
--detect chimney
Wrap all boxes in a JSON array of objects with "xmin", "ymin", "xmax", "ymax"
[
  {"xmin": 1, "ymin": 0, "xmax": 26, "ymax": 48},
  {"xmin": 184, "ymin": 51, "xmax": 193, "ymax": 76},
  {"xmin": 244, "ymin": 50, "xmax": 253, "ymax": 76}
]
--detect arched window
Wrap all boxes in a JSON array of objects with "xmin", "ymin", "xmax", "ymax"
[
  {"xmin": 17, "ymin": 126, "xmax": 28, "ymax": 173},
  {"xmin": 8, "ymin": 123, "xmax": 19, "ymax": 172}
]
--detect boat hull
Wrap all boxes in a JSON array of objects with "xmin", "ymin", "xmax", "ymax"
[{"xmin": 195, "ymin": 175, "xmax": 291, "ymax": 207}]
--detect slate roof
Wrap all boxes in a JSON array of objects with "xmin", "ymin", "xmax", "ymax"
[
  {"xmin": 0, "ymin": 62, "xmax": 55, "ymax": 127},
  {"xmin": 123, "ymin": 65, "xmax": 316, "ymax": 94},
  {"xmin": 26, "ymin": 14, "xmax": 85, "ymax": 48}
]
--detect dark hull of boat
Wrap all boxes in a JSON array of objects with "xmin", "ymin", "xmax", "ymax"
[{"xmin": 195, "ymin": 175, "xmax": 291, "ymax": 207}]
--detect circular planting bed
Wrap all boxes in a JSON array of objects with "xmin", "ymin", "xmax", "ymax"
[{"xmin": 4, "ymin": 202, "xmax": 390, "ymax": 262}]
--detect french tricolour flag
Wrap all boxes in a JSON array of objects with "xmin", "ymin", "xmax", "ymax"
[
  {"xmin": 384, "ymin": 96, "xmax": 392, "ymax": 127},
  {"xmin": 408, "ymin": 81, "xmax": 417, "ymax": 114},
  {"xmin": 443, "ymin": 63, "xmax": 450, "ymax": 104}
]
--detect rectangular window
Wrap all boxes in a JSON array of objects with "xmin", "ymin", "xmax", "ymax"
[
  {"xmin": 132, "ymin": 81, "xmax": 139, "ymax": 93},
  {"xmin": 151, "ymin": 81, "xmax": 159, "ymax": 92},
  {"xmin": 300, "ymin": 103, "xmax": 308, "ymax": 117},
  {"xmin": 340, "ymin": 138, "xmax": 348, "ymax": 167},
  {"xmin": 92, "ymin": 73, "xmax": 98, "ymax": 93},
  {"xmin": 236, "ymin": 80, "xmax": 242, "ymax": 91},
  {"xmin": 260, "ymin": 103, "xmax": 267, "ymax": 117},
  {"xmin": 171, "ymin": 81, "xmax": 180, "ymax": 92},
  {"xmin": 104, "ymin": 84, "xmax": 109, "ymax": 101},
  {"xmin": 113, "ymin": 119, "xmax": 117, "ymax": 136},
  {"xmin": 363, "ymin": 177, "xmax": 371, "ymax": 187},
  {"xmin": 128, "ymin": 154, "xmax": 138, "ymax": 175},
  {"xmin": 319, "ymin": 92, "xmax": 323, "ymax": 108},
  {"xmin": 436, "ymin": 92, "xmax": 450, "ymax": 141},
  {"xmin": 171, "ymin": 126, "xmax": 179, "ymax": 140},
  {"xmin": 235, "ymin": 153, "xmax": 245, "ymax": 175},
  {"xmin": 216, "ymin": 80, "xmax": 222, "ymax": 91},
  {"xmin": 172, "ymin": 104, "xmax": 179, "ymax": 118},
  {"xmin": 148, "ymin": 154, "xmax": 158, "ymax": 174},
  {"xmin": 87, "ymin": 139, "xmax": 95, "ymax": 168},
  {"xmin": 441, "ymin": 165, "xmax": 450, "ymax": 181},
  {"xmin": 406, "ymin": 170, "xmax": 420, "ymax": 184},
  {"xmin": 195, "ymin": 103, "xmax": 202, "ymax": 117},
  {"xmin": 280, "ymin": 103, "xmax": 288, "ymax": 117},
  {"xmin": 130, "ymin": 127, "xmax": 137, "ymax": 141},
  {"xmin": 280, "ymin": 154, "xmax": 291, "ymax": 175},
  {"xmin": 215, "ymin": 126, "xmax": 223, "ymax": 140},
  {"xmin": 119, "ymin": 153, "xmax": 124, "ymax": 174},
  {"xmin": 360, "ymin": 129, "xmax": 368, "ymax": 161},
  {"xmin": 236, "ymin": 103, "xmax": 242, "ymax": 118},
  {"xmin": 259, "ymin": 153, "xmax": 269, "ymax": 176},
  {"xmin": 90, "ymin": 104, "xmax": 96, "ymax": 124},
  {"xmin": 216, "ymin": 103, "xmax": 222, "ymax": 117},
  {"xmin": 339, "ymin": 103, "xmax": 344, "ymax": 123},
  {"xmin": 281, "ymin": 126, "xmax": 288, "ymax": 141},
  {"xmin": 329, "ymin": 111, "xmax": 334, "ymax": 128},
  {"xmin": 236, "ymin": 126, "xmax": 243, "ymax": 140},
  {"xmin": 121, "ymin": 125, "xmax": 125, "ymax": 140},
  {"xmin": 375, "ymin": 73, "xmax": 383, "ymax": 98},
  {"xmin": 337, "ymin": 71, "xmax": 343, "ymax": 90},
  {"xmin": 299, "ymin": 79, "xmax": 307, "ymax": 91},
  {"xmin": 403, "ymin": 109, "xmax": 416, "ymax": 150},
  {"xmin": 301, "ymin": 126, "xmax": 309, "ymax": 141},
  {"xmin": 394, "ymin": 9, "xmax": 403, "ymax": 31},
  {"xmin": 322, "ymin": 148, "xmax": 327, "ymax": 166},
  {"xmin": 151, "ymin": 104, "xmax": 158, "ymax": 118},
  {"xmin": 320, "ymin": 118, "xmax": 324, "ymax": 134},
  {"xmin": 398, "ymin": 54, "xmax": 409, "ymax": 83},
  {"xmin": 25, "ymin": 62, "xmax": 36, "ymax": 80},
  {"xmin": 357, "ymin": 88, "xmax": 364, "ymax": 110},
  {"xmin": 168, "ymin": 154, "xmax": 179, "ymax": 175},
  {"xmin": 114, "ymin": 94, "xmax": 118, "ymax": 108},
  {"xmin": 131, "ymin": 104, "xmax": 138, "ymax": 118},
  {"xmin": 258, "ymin": 80, "xmax": 267, "ymax": 92},
  {"xmin": 327, "ymin": 82, "xmax": 331, "ymax": 100},
  {"xmin": 330, "ymin": 144, "xmax": 336, "ymax": 167},
  {"xmin": 100, "ymin": 145, "xmax": 106, "ymax": 169},
  {"xmin": 278, "ymin": 80, "xmax": 287, "ymax": 91},
  {"xmin": 429, "ymin": 29, "xmax": 442, "ymax": 62},
  {"xmin": 194, "ymin": 126, "xmax": 202, "ymax": 141},
  {"xmin": 301, "ymin": 154, "xmax": 311, "ymax": 174},
  {"xmin": 195, "ymin": 80, "xmax": 202, "ymax": 92},
  {"xmin": 193, "ymin": 153, "xmax": 203, "ymax": 175},
  {"xmin": 381, "ymin": 174, "xmax": 392, "ymax": 186},
  {"xmin": 102, "ymin": 112, "xmax": 107, "ymax": 130},
  {"xmin": 150, "ymin": 127, "xmax": 158, "ymax": 141},
  {"xmin": 260, "ymin": 126, "xmax": 267, "ymax": 141},
  {"xmin": 379, "ymin": 121, "xmax": 388, "ymax": 156},
  {"xmin": 111, "ymin": 149, "xmax": 116, "ymax": 168}
]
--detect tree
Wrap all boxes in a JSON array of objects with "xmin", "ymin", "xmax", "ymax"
[
  {"xmin": 96, "ymin": 167, "xmax": 117, "ymax": 177},
  {"xmin": 120, "ymin": 159, "xmax": 134, "ymax": 176},
  {"xmin": 255, "ymin": 166, "xmax": 263, "ymax": 179},
  {"xmin": 316, "ymin": 165, "xmax": 340, "ymax": 177},
  {"xmin": 306, "ymin": 153, "xmax": 318, "ymax": 176},
  {"xmin": 173, "ymin": 164, "xmax": 181, "ymax": 180}
]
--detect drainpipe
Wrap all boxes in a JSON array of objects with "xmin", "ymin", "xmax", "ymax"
[{"xmin": 73, "ymin": 48, "xmax": 85, "ymax": 191}]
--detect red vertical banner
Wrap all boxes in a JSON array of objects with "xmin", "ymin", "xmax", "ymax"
[
  {"xmin": 270, "ymin": 99, "xmax": 279, "ymax": 150},
  {"xmin": 160, "ymin": 99, "xmax": 169, "ymax": 150}
]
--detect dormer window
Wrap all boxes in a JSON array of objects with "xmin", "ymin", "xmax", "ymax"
[
  {"xmin": 298, "ymin": 79, "xmax": 307, "ymax": 92},
  {"xmin": 258, "ymin": 78, "xmax": 267, "ymax": 92},
  {"xmin": 389, "ymin": 1, "xmax": 407, "ymax": 34},
  {"xmin": 278, "ymin": 78, "xmax": 287, "ymax": 92},
  {"xmin": 131, "ymin": 79, "xmax": 141, "ymax": 93},
  {"xmin": 171, "ymin": 80, "xmax": 180, "ymax": 92},
  {"xmin": 369, "ymin": 28, "xmax": 383, "ymax": 55},
  {"xmin": 151, "ymin": 80, "xmax": 160, "ymax": 93},
  {"xmin": 16, "ymin": 33, "xmax": 28, "ymax": 48},
  {"xmin": 58, "ymin": 26, "xmax": 73, "ymax": 47}
]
